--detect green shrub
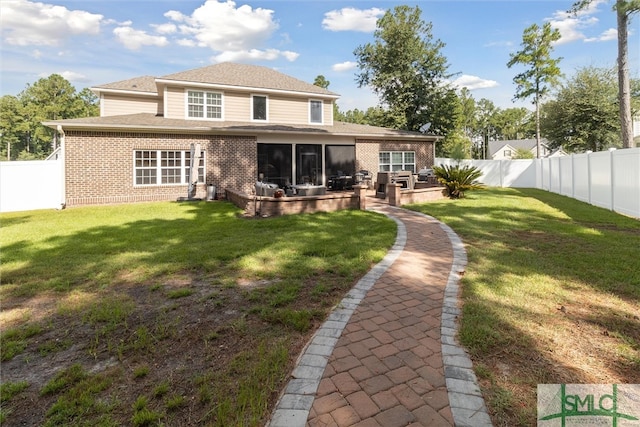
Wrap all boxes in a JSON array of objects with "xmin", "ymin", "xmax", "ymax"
[{"xmin": 432, "ymin": 164, "xmax": 484, "ymax": 199}]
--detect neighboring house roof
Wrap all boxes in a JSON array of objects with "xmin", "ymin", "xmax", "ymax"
[
  {"xmin": 488, "ymin": 139, "xmax": 549, "ymax": 157},
  {"xmin": 43, "ymin": 113, "xmax": 440, "ymax": 141},
  {"xmin": 548, "ymin": 147, "xmax": 568, "ymax": 157},
  {"xmin": 92, "ymin": 76, "xmax": 158, "ymax": 95},
  {"xmin": 157, "ymin": 62, "xmax": 339, "ymax": 97}
]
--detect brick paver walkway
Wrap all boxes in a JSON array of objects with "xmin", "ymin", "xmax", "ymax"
[
  {"xmin": 268, "ymin": 200, "xmax": 493, "ymax": 427},
  {"xmin": 306, "ymin": 204, "xmax": 454, "ymax": 426}
]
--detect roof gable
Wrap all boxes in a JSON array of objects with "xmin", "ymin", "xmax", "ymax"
[
  {"xmin": 158, "ymin": 62, "xmax": 338, "ymax": 97},
  {"xmin": 488, "ymin": 139, "xmax": 549, "ymax": 157},
  {"xmin": 93, "ymin": 76, "xmax": 158, "ymax": 94}
]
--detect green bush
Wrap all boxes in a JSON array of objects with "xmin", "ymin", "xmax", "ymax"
[{"xmin": 432, "ymin": 164, "xmax": 484, "ymax": 199}]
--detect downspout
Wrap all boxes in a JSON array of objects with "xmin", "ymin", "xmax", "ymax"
[{"xmin": 57, "ymin": 125, "xmax": 66, "ymax": 209}]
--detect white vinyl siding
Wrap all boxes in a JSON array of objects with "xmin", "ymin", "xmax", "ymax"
[
  {"xmin": 324, "ymin": 100, "xmax": 333, "ymax": 125},
  {"xmin": 100, "ymin": 94, "xmax": 158, "ymax": 117},
  {"xmin": 165, "ymin": 86, "xmax": 184, "ymax": 119},
  {"xmin": 134, "ymin": 149, "xmax": 205, "ymax": 186},
  {"xmin": 223, "ymin": 91, "xmax": 248, "ymax": 121}
]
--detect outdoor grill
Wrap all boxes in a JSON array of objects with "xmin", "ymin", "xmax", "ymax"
[{"xmin": 417, "ymin": 167, "xmax": 435, "ymax": 182}]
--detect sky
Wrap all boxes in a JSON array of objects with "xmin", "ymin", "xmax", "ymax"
[{"xmin": 0, "ymin": 0, "xmax": 637, "ymax": 112}]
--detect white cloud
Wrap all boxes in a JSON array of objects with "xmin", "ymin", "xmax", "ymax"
[
  {"xmin": 37, "ymin": 70, "xmax": 88, "ymax": 82},
  {"xmin": 177, "ymin": 38, "xmax": 197, "ymax": 47},
  {"xmin": 546, "ymin": 0, "xmax": 609, "ymax": 45},
  {"xmin": 151, "ymin": 23, "xmax": 177, "ymax": 35},
  {"xmin": 60, "ymin": 71, "xmax": 90, "ymax": 82},
  {"xmin": 585, "ymin": 28, "xmax": 617, "ymax": 42},
  {"xmin": 484, "ymin": 40, "xmax": 514, "ymax": 49},
  {"xmin": 211, "ymin": 48, "xmax": 299, "ymax": 63},
  {"xmin": 31, "ymin": 49, "xmax": 43, "ymax": 59},
  {"xmin": 452, "ymin": 75, "xmax": 499, "ymax": 91},
  {"xmin": 322, "ymin": 7, "xmax": 384, "ymax": 32},
  {"xmin": 113, "ymin": 26, "xmax": 169, "ymax": 51},
  {"xmin": 332, "ymin": 61, "xmax": 357, "ymax": 72},
  {"xmin": 164, "ymin": 0, "xmax": 278, "ymax": 51},
  {"xmin": 281, "ymin": 51, "xmax": 299, "ymax": 62},
  {"xmin": 0, "ymin": 0, "xmax": 103, "ymax": 46}
]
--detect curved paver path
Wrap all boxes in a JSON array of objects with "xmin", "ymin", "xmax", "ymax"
[{"xmin": 268, "ymin": 200, "xmax": 492, "ymax": 427}]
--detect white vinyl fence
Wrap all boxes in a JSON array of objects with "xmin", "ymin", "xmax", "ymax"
[
  {"xmin": 0, "ymin": 159, "xmax": 64, "ymax": 213},
  {"xmin": 435, "ymin": 147, "xmax": 640, "ymax": 219}
]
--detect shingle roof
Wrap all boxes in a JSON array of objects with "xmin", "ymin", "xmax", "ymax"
[
  {"xmin": 158, "ymin": 62, "xmax": 339, "ymax": 97},
  {"xmin": 93, "ymin": 76, "xmax": 158, "ymax": 94},
  {"xmin": 44, "ymin": 113, "xmax": 438, "ymax": 141}
]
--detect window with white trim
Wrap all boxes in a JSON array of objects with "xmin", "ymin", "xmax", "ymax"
[
  {"xmin": 252, "ymin": 95, "xmax": 267, "ymax": 121},
  {"xmin": 134, "ymin": 150, "xmax": 205, "ymax": 186},
  {"xmin": 379, "ymin": 151, "xmax": 415, "ymax": 172},
  {"xmin": 309, "ymin": 100, "xmax": 323, "ymax": 124},
  {"xmin": 187, "ymin": 90, "xmax": 222, "ymax": 119}
]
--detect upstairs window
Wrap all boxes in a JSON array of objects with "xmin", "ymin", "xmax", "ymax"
[
  {"xmin": 379, "ymin": 151, "xmax": 416, "ymax": 173},
  {"xmin": 309, "ymin": 100, "xmax": 323, "ymax": 124},
  {"xmin": 187, "ymin": 90, "xmax": 222, "ymax": 119},
  {"xmin": 252, "ymin": 95, "xmax": 267, "ymax": 121}
]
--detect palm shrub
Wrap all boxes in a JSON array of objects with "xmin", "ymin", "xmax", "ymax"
[{"xmin": 432, "ymin": 164, "xmax": 484, "ymax": 199}]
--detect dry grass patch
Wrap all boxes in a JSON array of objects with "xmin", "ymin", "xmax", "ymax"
[{"xmin": 0, "ymin": 201, "xmax": 395, "ymax": 426}]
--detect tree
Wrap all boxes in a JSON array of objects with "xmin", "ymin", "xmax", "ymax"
[
  {"xmin": 354, "ymin": 5, "xmax": 455, "ymax": 138},
  {"xmin": 0, "ymin": 96, "xmax": 28, "ymax": 160},
  {"xmin": 1, "ymin": 74, "xmax": 99, "ymax": 159},
  {"xmin": 441, "ymin": 130, "xmax": 472, "ymax": 161},
  {"xmin": 493, "ymin": 108, "xmax": 535, "ymax": 140},
  {"xmin": 513, "ymin": 148, "xmax": 535, "ymax": 159},
  {"xmin": 313, "ymin": 75, "xmax": 330, "ymax": 89},
  {"xmin": 541, "ymin": 66, "xmax": 621, "ymax": 152},
  {"xmin": 507, "ymin": 22, "xmax": 562, "ymax": 158},
  {"xmin": 572, "ymin": 0, "xmax": 640, "ymax": 148},
  {"xmin": 457, "ymin": 88, "xmax": 477, "ymax": 141},
  {"xmin": 475, "ymin": 98, "xmax": 498, "ymax": 159},
  {"xmin": 21, "ymin": 75, "xmax": 99, "ymax": 152}
]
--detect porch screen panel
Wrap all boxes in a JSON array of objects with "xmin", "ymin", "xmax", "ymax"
[
  {"xmin": 257, "ymin": 143, "xmax": 292, "ymax": 188},
  {"xmin": 296, "ymin": 144, "xmax": 322, "ymax": 185},
  {"xmin": 325, "ymin": 145, "xmax": 355, "ymax": 178}
]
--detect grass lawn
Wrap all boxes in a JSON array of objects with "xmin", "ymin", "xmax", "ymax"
[
  {"xmin": 407, "ymin": 188, "xmax": 640, "ymax": 427},
  {"xmin": 0, "ymin": 201, "xmax": 396, "ymax": 426}
]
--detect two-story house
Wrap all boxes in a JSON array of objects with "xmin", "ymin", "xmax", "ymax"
[{"xmin": 44, "ymin": 62, "xmax": 439, "ymax": 207}]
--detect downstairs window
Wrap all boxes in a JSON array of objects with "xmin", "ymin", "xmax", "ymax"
[
  {"xmin": 134, "ymin": 150, "xmax": 205, "ymax": 186},
  {"xmin": 379, "ymin": 151, "xmax": 415, "ymax": 172}
]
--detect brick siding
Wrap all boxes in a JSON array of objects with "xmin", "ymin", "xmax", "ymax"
[
  {"xmin": 64, "ymin": 131, "xmax": 257, "ymax": 207},
  {"xmin": 355, "ymin": 139, "xmax": 435, "ymax": 174},
  {"xmin": 64, "ymin": 132, "xmax": 435, "ymax": 208}
]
